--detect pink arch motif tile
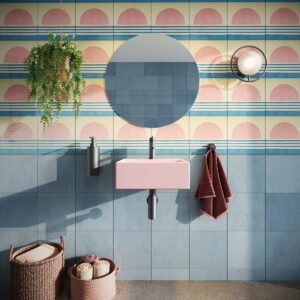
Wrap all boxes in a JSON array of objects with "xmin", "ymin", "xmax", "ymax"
[
  {"xmin": 38, "ymin": 3, "xmax": 75, "ymax": 26},
  {"xmin": 229, "ymin": 81, "xmax": 265, "ymax": 102},
  {"xmin": 76, "ymin": 3, "xmax": 113, "ymax": 26},
  {"xmin": 38, "ymin": 117, "xmax": 75, "ymax": 140},
  {"xmin": 197, "ymin": 84, "xmax": 224, "ymax": 102},
  {"xmin": 266, "ymin": 3, "xmax": 300, "ymax": 25},
  {"xmin": 267, "ymin": 41, "xmax": 300, "ymax": 65},
  {"xmin": 76, "ymin": 116, "xmax": 113, "ymax": 141},
  {"xmin": 114, "ymin": 3, "xmax": 150, "ymax": 26},
  {"xmin": 0, "ymin": 117, "xmax": 37, "ymax": 140},
  {"xmin": 0, "ymin": 79, "xmax": 28, "ymax": 102},
  {"xmin": 0, "ymin": 4, "xmax": 37, "ymax": 26},
  {"xmin": 152, "ymin": 3, "xmax": 189, "ymax": 26},
  {"xmin": 81, "ymin": 83, "xmax": 108, "ymax": 102},
  {"xmin": 0, "ymin": 41, "xmax": 35, "ymax": 64},
  {"xmin": 190, "ymin": 41, "xmax": 227, "ymax": 65},
  {"xmin": 266, "ymin": 117, "xmax": 300, "ymax": 140},
  {"xmin": 266, "ymin": 79, "xmax": 300, "ymax": 102},
  {"xmin": 190, "ymin": 3, "xmax": 227, "ymax": 26},
  {"xmin": 190, "ymin": 116, "xmax": 227, "ymax": 140},
  {"xmin": 78, "ymin": 41, "xmax": 113, "ymax": 65},
  {"xmin": 228, "ymin": 3, "xmax": 265, "ymax": 26},
  {"xmin": 152, "ymin": 117, "xmax": 189, "ymax": 140},
  {"xmin": 113, "ymin": 116, "xmax": 151, "ymax": 142},
  {"xmin": 4, "ymin": 84, "xmax": 29, "ymax": 102},
  {"xmin": 228, "ymin": 117, "xmax": 265, "ymax": 140}
]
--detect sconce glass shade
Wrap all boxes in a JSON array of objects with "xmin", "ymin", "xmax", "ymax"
[
  {"xmin": 237, "ymin": 51, "xmax": 262, "ymax": 76},
  {"xmin": 230, "ymin": 45, "xmax": 267, "ymax": 82}
]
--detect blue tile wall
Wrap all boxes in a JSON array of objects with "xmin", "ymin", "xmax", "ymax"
[{"xmin": 1, "ymin": 152, "xmax": 300, "ymax": 283}]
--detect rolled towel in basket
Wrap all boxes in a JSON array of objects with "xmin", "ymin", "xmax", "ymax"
[
  {"xmin": 15, "ymin": 244, "xmax": 58, "ymax": 263},
  {"xmin": 76, "ymin": 263, "xmax": 93, "ymax": 280},
  {"xmin": 93, "ymin": 259, "xmax": 110, "ymax": 278}
]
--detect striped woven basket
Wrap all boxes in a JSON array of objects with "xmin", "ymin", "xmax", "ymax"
[{"xmin": 9, "ymin": 236, "xmax": 65, "ymax": 300}]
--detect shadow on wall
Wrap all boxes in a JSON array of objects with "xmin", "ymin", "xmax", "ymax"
[{"xmin": 0, "ymin": 149, "xmax": 204, "ymax": 296}]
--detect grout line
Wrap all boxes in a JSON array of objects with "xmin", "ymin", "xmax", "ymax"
[
  {"xmin": 226, "ymin": 0, "xmax": 229, "ymax": 281},
  {"xmin": 264, "ymin": 0, "xmax": 267, "ymax": 281}
]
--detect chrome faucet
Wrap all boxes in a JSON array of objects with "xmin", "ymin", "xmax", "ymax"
[{"xmin": 147, "ymin": 136, "xmax": 158, "ymax": 220}]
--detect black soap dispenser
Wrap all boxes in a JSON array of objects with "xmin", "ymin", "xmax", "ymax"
[{"xmin": 87, "ymin": 136, "xmax": 100, "ymax": 176}]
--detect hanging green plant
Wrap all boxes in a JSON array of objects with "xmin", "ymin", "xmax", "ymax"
[{"xmin": 26, "ymin": 33, "xmax": 85, "ymax": 127}]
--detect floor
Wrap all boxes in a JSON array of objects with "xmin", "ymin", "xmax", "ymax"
[{"xmin": 61, "ymin": 281, "xmax": 300, "ymax": 300}]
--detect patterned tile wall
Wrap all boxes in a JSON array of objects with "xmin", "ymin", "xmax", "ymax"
[{"xmin": 0, "ymin": 0, "xmax": 300, "ymax": 294}]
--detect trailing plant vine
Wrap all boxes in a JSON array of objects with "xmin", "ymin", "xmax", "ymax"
[{"xmin": 26, "ymin": 33, "xmax": 85, "ymax": 126}]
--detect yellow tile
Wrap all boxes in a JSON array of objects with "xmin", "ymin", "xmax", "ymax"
[
  {"xmin": 266, "ymin": 40, "xmax": 300, "ymax": 63},
  {"xmin": 78, "ymin": 40, "xmax": 114, "ymax": 63},
  {"xmin": 197, "ymin": 78, "xmax": 228, "ymax": 102}
]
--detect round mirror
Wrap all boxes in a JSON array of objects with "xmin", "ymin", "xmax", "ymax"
[{"xmin": 105, "ymin": 35, "xmax": 199, "ymax": 128}]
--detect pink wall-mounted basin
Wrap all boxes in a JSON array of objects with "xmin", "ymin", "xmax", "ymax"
[{"xmin": 116, "ymin": 159, "xmax": 190, "ymax": 189}]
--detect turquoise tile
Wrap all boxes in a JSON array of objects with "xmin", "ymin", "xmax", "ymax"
[
  {"xmin": 190, "ymin": 231, "xmax": 227, "ymax": 269},
  {"xmin": 190, "ymin": 193, "xmax": 228, "ymax": 231},
  {"xmin": 76, "ymin": 193, "xmax": 113, "ymax": 231},
  {"xmin": 152, "ymin": 191, "xmax": 189, "ymax": 231},
  {"xmin": 152, "ymin": 269, "xmax": 189, "ymax": 280},
  {"xmin": 38, "ymin": 193, "xmax": 75, "ymax": 232},
  {"xmin": 267, "ymin": 268, "xmax": 300, "ymax": 281},
  {"xmin": 114, "ymin": 190, "xmax": 151, "ymax": 230},
  {"xmin": 228, "ymin": 231, "xmax": 265, "ymax": 269},
  {"xmin": 267, "ymin": 156, "xmax": 300, "ymax": 193},
  {"xmin": 267, "ymin": 194, "xmax": 300, "ymax": 231},
  {"xmin": 228, "ymin": 268, "xmax": 265, "ymax": 280},
  {"xmin": 76, "ymin": 155, "xmax": 114, "ymax": 193},
  {"xmin": 114, "ymin": 231, "xmax": 151, "ymax": 269},
  {"xmin": 228, "ymin": 193, "xmax": 265, "ymax": 231},
  {"xmin": 0, "ymin": 193, "xmax": 38, "ymax": 230},
  {"xmin": 228, "ymin": 155, "xmax": 265, "ymax": 193},
  {"xmin": 266, "ymin": 232, "xmax": 300, "ymax": 270},
  {"xmin": 0, "ymin": 155, "xmax": 37, "ymax": 193},
  {"xmin": 190, "ymin": 269, "xmax": 227, "ymax": 280},
  {"xmin": 38, "ymin": 230, "xmax": 75, "ymax": 262},
  {"xmin": 0, "ymin": 230, "xmax": 37, "ymax": 297},
  {"xmin": 76, "ymin": 230, "xmax": 113, "ymax": 259},
  {"xmin": 117, "ymin": 269, "xmax": 151, "ymax": 280},
  {"xmin": 152, "ymin": 231, "xmax": 189, "ymax": 269},
  {"xmin": 38, "ymin": 155, "xmax": 75, "ymax": 193}
]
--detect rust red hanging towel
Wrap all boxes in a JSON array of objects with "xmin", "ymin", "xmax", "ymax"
[{"xmin": 195, "ymin": 149, "xmax": 232, "ymax": 219}]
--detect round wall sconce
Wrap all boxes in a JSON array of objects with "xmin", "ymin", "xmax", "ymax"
[{"xmin": 231, "ymin": 45, "xmax": 267, "ymax": 82}]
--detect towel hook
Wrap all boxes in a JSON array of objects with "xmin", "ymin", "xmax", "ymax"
[{"xmin": 207, "ymin": 143, "xmax": 216, "ymax": 151}]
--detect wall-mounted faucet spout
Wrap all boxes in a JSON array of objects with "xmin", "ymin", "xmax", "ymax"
[{"xmin": 147, "ymin": 136, "xmax": 158, "ymax": 220}]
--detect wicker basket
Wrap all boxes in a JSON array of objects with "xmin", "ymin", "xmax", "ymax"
[
  {"xmin": 9, "ymin": 236, "xmax": 65, "ymax": 300},
  {"xmin": 69, "ymin": 258, "xmax": 120, "ymax": 300}
]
